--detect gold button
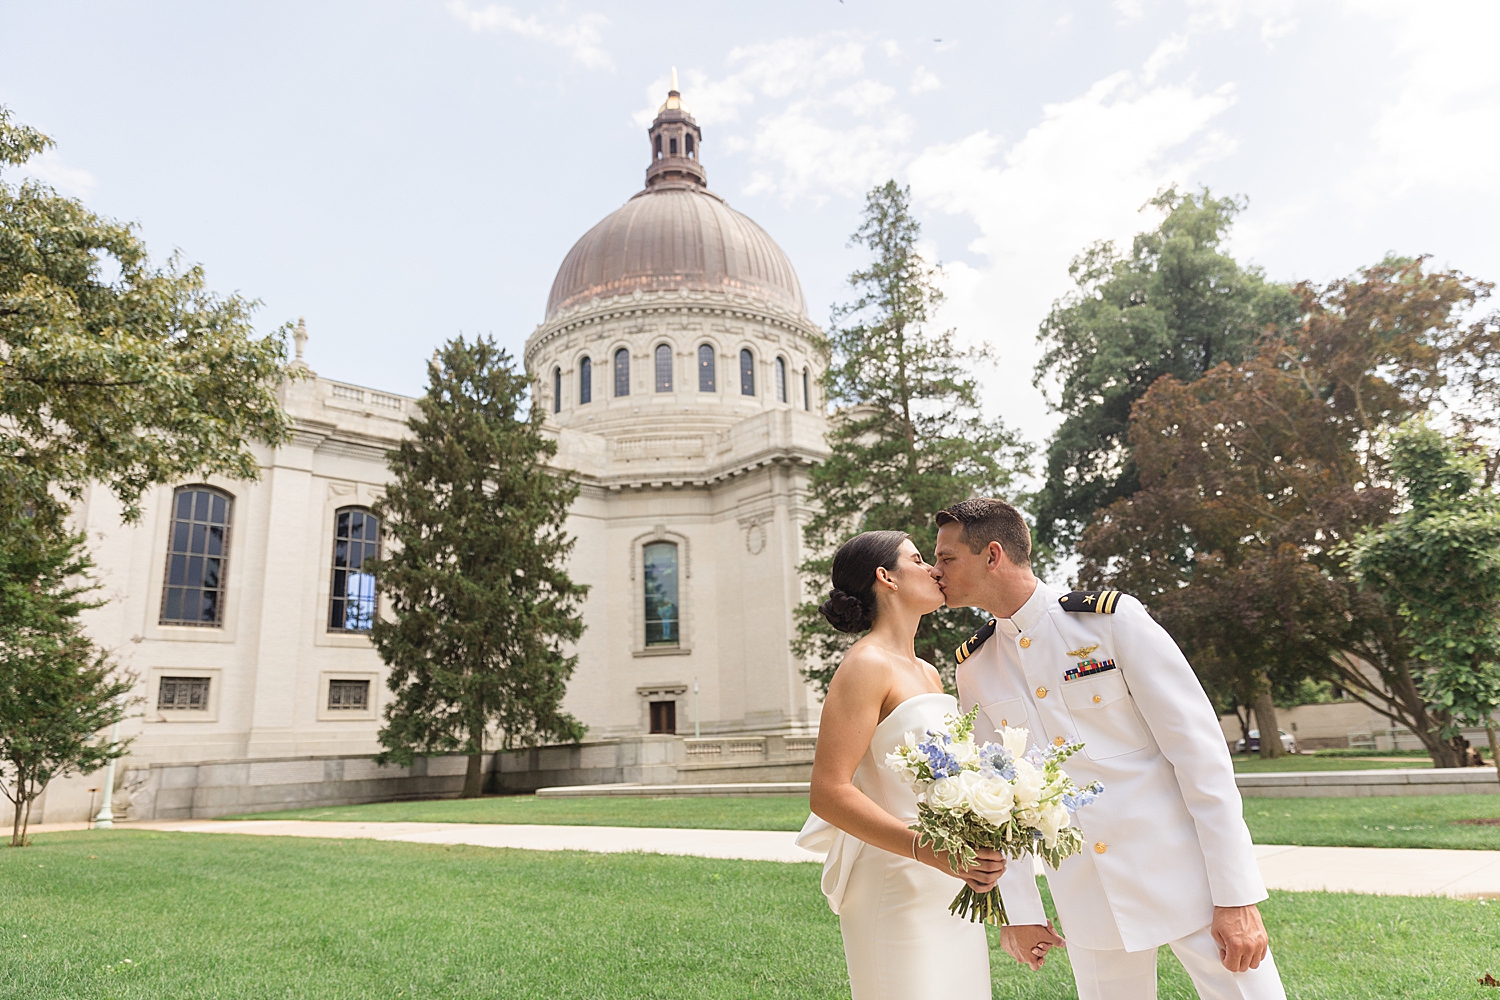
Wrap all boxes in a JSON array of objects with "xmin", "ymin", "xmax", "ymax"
[
  {"xmin": 1093, "ymin": 695, "xmax": 1102, "ymax": 704},
  {"xmin": 1054, "ymin": 736, "xmax": 1066, "ymax": 747},
  {"xmin": 1095, "ymin": 842, "xmax": 1107, "ymax": 854},
  {"xmin": 1036, "ymin": 686, "xmax": 1048, "ymax": 698},
  {"xmin": 1000, "ymin": 719, "xmax": 1008, "ymax": 726},
  {"xmin": 1019, "ymin": 637, "xmax": 1032, "ymax": 648}
]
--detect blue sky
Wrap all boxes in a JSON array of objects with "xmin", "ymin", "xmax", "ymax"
[{"xmin": 4, "ymin": 0, "xmax": 1497, "ymax": 447}]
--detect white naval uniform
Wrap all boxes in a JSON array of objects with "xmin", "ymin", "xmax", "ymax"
[{"xmin": 955, "ymin": 581, "xmax": 1286, "ymax": 1000}]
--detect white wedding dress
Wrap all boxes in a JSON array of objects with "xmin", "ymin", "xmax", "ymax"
[{"xmin": 797, "ymin": 692, "xmax": 991, "ymax": 999}]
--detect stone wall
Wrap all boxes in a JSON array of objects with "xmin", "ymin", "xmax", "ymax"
[{"xmin": 493, "ymin": 733, "xmax": 816, "ymax": 792}]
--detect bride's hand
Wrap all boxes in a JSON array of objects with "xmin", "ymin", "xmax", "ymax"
[{"xmin": 917, "ymin": 843, "xmax": 1007, "ymax": 892}]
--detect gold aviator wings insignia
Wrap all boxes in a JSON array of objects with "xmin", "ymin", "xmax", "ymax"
[{"xmin": 1066, "ymin": 644, "xmax": 1100, "ymax": 659}]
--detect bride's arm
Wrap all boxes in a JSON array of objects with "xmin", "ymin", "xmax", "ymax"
[{"xmin": 808, "ymin": 647, "xmax": 1004, "ymax": 890}]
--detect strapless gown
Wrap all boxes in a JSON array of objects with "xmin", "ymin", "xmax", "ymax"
[{"xmin": 796, "ymin": 692, "xmax": 991, "ymax": 999}]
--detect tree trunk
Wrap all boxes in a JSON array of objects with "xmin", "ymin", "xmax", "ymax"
[
  {"xmin": 1235, "ymin": 703, "xmax": 1252, "ymax": 753},
  {"xmin": 1488, "ymin": 724, "xmax": 1500, "ymax": 787},
  {"xmin": 461, "ymin": 753, "xmax": 484, "ymax": 799},
  {"xmin": 1253, "ymin": 689, "xmax": 1283, "ymax": 759}
]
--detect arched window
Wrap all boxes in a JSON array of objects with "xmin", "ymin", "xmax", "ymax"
[
  {"xmin": 740, "ymin": 348, "xmax": 755, "ymax": 396},
  {"xmin": 614, "ymin": 348, "xmax": 631, "ymax": 397},
  {"xmin": 655, "ymin": 344, "xmax": 673, "ymax": 392},
  {"xmin": 803, "ymin": 367, "xmax": 811, "ymax": 410},
  {"xmin": 669, "ymin": 137, "xmax": 678, "ymax": 155},
  {"xmin": 698, "ymin": 344, "xmax": 716, "ymax": 392},
  {"xmin": 775, "ymin": 357, "xmax": 788, "ymax": 403},
  {"xmin": 552, "ymin": 366, "xmax": 562, "ymax": 413},
  {"xmin": 686, "ymin": 133, "xmax": 695, "ymax": 159},
  {"xmin": 654, "ymin": 134, "xmax": 662, "ymax": 160},
  {"xmin": 329, "ymin": 507, "xmax": 380, "ymax": 632},
  {"xmin": 643, "ymin": 542, "xmax": 679, "ymax": 646},
  {"xmin": 160, "ymin": 486, "xmax": 233, "ymax": 626},
  {"xmin": 579, "ymin": 357, "xmax": 592, "ymax": 405}
]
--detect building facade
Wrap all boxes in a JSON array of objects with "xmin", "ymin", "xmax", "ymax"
[{"xmin": 32, "ymin": 81, "xmax": 827, "ymax": 824}]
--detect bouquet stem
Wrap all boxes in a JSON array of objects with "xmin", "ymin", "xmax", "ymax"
[{"xmin": 949, "ymin": 885, "xmax": 1009, "ymax": 926}]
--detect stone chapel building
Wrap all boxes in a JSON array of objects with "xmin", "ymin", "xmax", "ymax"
[{"xmin": 35, "ymin": 81, "xmax": 829, "ymax": 823}]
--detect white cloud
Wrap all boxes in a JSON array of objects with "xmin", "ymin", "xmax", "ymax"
[
  {"xmin": 1113, "ymin": 0, "xmax": 1148, "ymax": 22},
  {"xmin": 909, "ymin": 67, "xmax": 942, "ymax": 94},
  {"xmin": 19, "ymin": 149, "xmax": 98, "ymax": 197},
  {"xmin": 447, "ymin": 1, "xmax": 612, "ymax": 70}
]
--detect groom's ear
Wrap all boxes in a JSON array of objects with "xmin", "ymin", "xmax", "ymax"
[{"xmin": 986, "ymin": 541, "xmax": 1006, "ymax": 571}]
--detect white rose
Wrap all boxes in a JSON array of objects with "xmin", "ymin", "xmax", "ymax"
[
  {"xmin": 929, "ymin": 776, "xmax": 968, "ymax": 812},
  {"xmin": 1011, "ymin": 758, "xmax": 1043, "ymax": 812},
  {"xmin": 950, "ymin": 740, "xmax": 979, "ymax": 766},
  {"xmin": 1000, "ymin": 726, "xmax": 1030, "ymax": 760},
  {"xmin": 968, "ymin": 776, "xmax": 1015, "ymax": 826}
]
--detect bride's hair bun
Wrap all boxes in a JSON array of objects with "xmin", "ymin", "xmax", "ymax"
[{"xmin": 821, "ymin": 588, "xmax": 874, "ymax": 633}]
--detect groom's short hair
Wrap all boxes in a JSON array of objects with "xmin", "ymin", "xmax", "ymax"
[{"xmin": 934, "ymin": 498, "xmax": 1032, "ymax": 566}]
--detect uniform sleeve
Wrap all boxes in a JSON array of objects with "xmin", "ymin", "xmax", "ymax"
[
  {"xmin": 1111, "ymin": 596, "xmax": 1267, "ymax": 907},
  {"xmin": 957, "ymin": 660, "xmax": 1050, "ymax": 926}
]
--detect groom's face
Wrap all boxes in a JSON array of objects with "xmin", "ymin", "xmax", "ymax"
[{"xmin": 932, "ymin": 523, "xmax": 990, "ymax": 608}]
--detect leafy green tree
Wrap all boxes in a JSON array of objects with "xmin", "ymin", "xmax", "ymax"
[
  {"xmin": 370, "ymin": 337, "xmax": 587, "ymax": 798},
  {"xmin": 1033, "ymin": 188, "xmax": 1299, "ymax": 559},
  {"xmin": 1349, "ymin": 422, "xmax": 1500, "ymax": 780},
  {"xmin": 0, "ymin": 519, "xmax": 132, "ymax": 846},
  {"xmin": 794, "ymin": 181, "xmax": 1030, "ymax": 694},
  {"xmin": 1, "ymin": 104, "xmax": 292, "ymax": 522}
]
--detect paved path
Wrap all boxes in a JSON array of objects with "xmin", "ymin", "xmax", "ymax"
[{"xmin": 122, "ymin": 819, "xmax": 1500, "ymax": 899}]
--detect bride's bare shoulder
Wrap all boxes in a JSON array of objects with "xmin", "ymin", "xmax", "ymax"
[{"xmin": 826, "ymin": 640, "xmax": 895, "ymax": 697}]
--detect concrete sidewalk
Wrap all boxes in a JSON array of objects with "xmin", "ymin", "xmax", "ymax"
[{"xmin": 117, "ymin": 818, "xmax": 1500, "ymax": 900}]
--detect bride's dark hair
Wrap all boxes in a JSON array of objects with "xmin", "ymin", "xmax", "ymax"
[{"xmin": 819, "ymin": 530, "xmax": 909, "ymax": 633}]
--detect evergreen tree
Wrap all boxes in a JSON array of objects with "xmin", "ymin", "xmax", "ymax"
[
  {"xmin": 370, "ymin": 336, "xmax": 587, "ymax": 798},
  {"xmin": 0, "ymin": 515, "xmax": 132, "ymax": 847},
  {"xmin": 1033, "ymin": 188, "xmax": 1299, "ymax": 559},
  {"xmin": 794, "ymin": 181, "xmax": 1030, "ymax": 694}
]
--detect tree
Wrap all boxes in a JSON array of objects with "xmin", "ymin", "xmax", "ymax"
[
  {"xmin": 370, "ymin": 336, "xmax": 587, "ymax": 798},
  {"xmin": 1, "ymin": 104, "xmax": 292, "ymax": 522},
  {"xmin": 0, "ymin": 519, "xmax": 132, "ymax": 846},
  {"xmin": 794, "ymin": 181, "xmax": 1030, "ymax": 694},
  {"xmin": 1032, "ymin": 188, "xmax": 1299, "ymax": 560},
  {"xmin": 1349, "ymin": 422, "xmax": 1500, "ymax": 781},
  {"xmin": 1078, "ymin": 258, "xmax": 1495, "ymax": 765}
]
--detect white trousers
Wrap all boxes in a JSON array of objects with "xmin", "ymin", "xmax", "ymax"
[{"xmin": 1067, "ymin": 925, "xmax": 1286, "ymax": 1000}]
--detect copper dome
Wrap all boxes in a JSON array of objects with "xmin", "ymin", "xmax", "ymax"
[{"xmin": 544, "ymin": 185, "xmax": 807, "ymax": 321}]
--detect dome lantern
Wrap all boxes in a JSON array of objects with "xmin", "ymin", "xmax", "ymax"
[{"xmin": 646, "ymin": 68, "xmax": 706, "ymax": 191}]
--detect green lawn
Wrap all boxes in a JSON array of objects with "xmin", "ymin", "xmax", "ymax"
[
  {"xmin": 1243, "ymin": 794, "xmax": 1500, "ymax": 850},
  {"xmin": 1232, "ymin": 755, "xmax": 1432, "ymax": 772},
  {"xmin": 5, "ymin": 831, "xmax": 1500, "ymax": 999},
  {"xmin": 223, "ymin": 793, "xmax": 815, "ymax": 830}
]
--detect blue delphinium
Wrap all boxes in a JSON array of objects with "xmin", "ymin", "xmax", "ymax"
[
  {"xmin": 918, "ymin": 735, "xmax": 961, "ymax": 780},
  {"xmin": 1063, "ymin": 783, "xmax": 1105, "ymax": 813}
]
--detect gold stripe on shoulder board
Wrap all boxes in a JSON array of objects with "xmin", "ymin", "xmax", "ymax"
[{"xmin": 1101, "ymin": 590, "xmax": 1121, "ymax": 613}]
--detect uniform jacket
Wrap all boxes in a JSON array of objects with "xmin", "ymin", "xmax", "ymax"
[{"xmin": 955, "ymin": 581, "xmax": 1266, "ymax": 952}]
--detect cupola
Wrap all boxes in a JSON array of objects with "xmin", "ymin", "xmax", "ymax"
[{"xmin": 645, "ymin": 68, "xmax": 706, "ymax": 190}]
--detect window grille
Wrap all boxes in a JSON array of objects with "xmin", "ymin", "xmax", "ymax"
[
  {"xmin": 740, "ymin": 349, "xmax": 755, "ymax": 396},
  {"xmin": 643, "ymin": 541, "xmax": 679, "ymax": 646},
  {"xmin": 327, "ymin": 679, "xmax": 370, "ymax": 711},
  {"xmin": 655, "ymin": 344, "xmax": 673, "ymax": 392},
  {"xmin": 614, "ymin": 348, "xmax": 630, "ymax": 396},
  {"xmin": 775, "ymin": 357, "xmax": 788, "ymax": 403},
  {"xmin": 158, "ymin": 676, "xmax": 211, "ymax": 711},
  {"xmin": 579, "ymin": 357, "xmax": 592, "ymax": 404},
  {"xmin": 329, "ymin": 508, "xmax": 380, "ymax": 632},
  {"xmin": 698, "ymin": 345, "xmax": 715, "ymax": 391},
  {"xmin": 160, "ymin": 486, "xmax": 233, "ymax": 626}
]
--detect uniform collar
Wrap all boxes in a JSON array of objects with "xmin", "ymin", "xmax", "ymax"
[{"xmin": 996, "ymin": 579, "xmax": 1055, "ymax": 638}]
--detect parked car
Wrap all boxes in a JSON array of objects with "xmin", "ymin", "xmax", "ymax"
[{"xmin": 1235, "ymin": 729, "xmax": 1296, "ymax": 754}]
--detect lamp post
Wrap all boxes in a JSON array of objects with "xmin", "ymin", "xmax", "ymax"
[{"xmin": 92, "ymin": 717, "xmax": 121, "ymax": 829}]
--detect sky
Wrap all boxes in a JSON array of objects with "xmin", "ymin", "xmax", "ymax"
[{"xmin": 4, "ymin": 0, "xmax": 1498, "ymax": 452}]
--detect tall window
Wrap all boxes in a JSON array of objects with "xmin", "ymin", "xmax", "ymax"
[
  {"xmin": 552, "ymin": 366, "xmax": 562, "ymax": 413},
  {"xmin": 655, "ymin": 344, "xmax": 673, "ymax": 392},
  {"xmin": 685, "ymin": 134, "xmax": 695, "ymax": 159},
  {"xmin": 329, "ymin": 508, "xmax": 380, "ymax": 632},
  {"xmin": 160, "ymin": 486, "xmax": 233, "ymax": 626},
  {"xmin": 803, "ymin": 367, "xmax": 811, "ymax": 410},
  {"xmin": 643, "ymin": 542, "xmax": 679, "ymax": 647},
  {"xmin": 698, "ymin": 345, "xmax": 716, "ymax": 391},
  {"xmin": 579, "ymin": 357, "xmax": 592, "ymax": 404},
  {"xmin": 740, "ymin": 348, "xmax": 755, "ymax": 396},
  {"xmin": 775, "ymin": 357, "xmax": 788, "ymax": 403},
  {"xmin": 614, "ymin": 348, "xmax": 631, "ymax": 396},
  {"xmin": 649, "ymin": 700, "xmax": 677, "ymax": 734}
]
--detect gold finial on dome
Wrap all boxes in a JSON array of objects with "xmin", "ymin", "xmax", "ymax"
[{"xmin": 658, "ymin": 67, "xmax": 688, "ymax": 114}]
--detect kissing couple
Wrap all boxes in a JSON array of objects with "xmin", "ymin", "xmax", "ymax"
[{"xmin": 796, "ymin": 498, "xmax": 1287, "ymax": 1000}]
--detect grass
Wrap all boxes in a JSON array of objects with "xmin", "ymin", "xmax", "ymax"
[
  {"xmin": 6, "ymin": 831, "xmax": 1500, "ymax": 1000},
  {"xmin": 1243, "ymin": 794, "xmax": 1500, "ymax": 850},
  {"xmin": 222, "ymin": 793, "xmax": 815, "ymax": 830},
  {"xmin": 1231, "ymin": 755, "xmax": 1432, "ymax": 772}
]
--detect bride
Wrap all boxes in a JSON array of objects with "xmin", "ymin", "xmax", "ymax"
[{"xmin": 799, "ymin": 530, "xmax": 1007, "ymax": 998}]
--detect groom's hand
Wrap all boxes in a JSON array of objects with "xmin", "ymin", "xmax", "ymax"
[
  {"xmin": 1000, "ymin": 921, "xmax": 1066, "ymax": 971},
  {"xmin": 1211, "ymin": 904, "xmax": 1269, "ymax": 972}
]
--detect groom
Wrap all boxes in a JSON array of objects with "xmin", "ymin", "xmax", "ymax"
[{"xmin": 930, "ymin": 498, "xmax": 1286, "ymax": 1000}]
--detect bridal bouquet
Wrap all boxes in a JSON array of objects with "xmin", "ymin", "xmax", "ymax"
[{"xmin": 885, "ymin": 707, "xmax": 1103, "ymax": 925}]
